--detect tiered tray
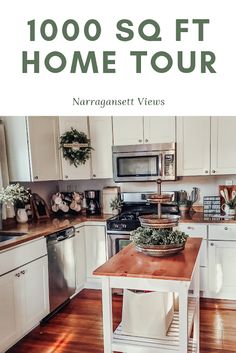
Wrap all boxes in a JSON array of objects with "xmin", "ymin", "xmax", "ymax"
[
  {"xmin": 139, "ymin": 214, "xmax": 180, "ymax": 228},
  {"xmin": 136, "ymin": 179, "xmax": 183, "ymax": 257}
]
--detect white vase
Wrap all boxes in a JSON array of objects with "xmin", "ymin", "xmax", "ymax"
[
  {"xmin": 1, "ymin": 203, "xmax": 7, "ymax": 220},
  {"xmin": 6, "ymin": 202, "xmax": 15, "ymax": 218},
  {"xmin": 16, "ymin": 208, "xmax": 28, "ymax": 223}
]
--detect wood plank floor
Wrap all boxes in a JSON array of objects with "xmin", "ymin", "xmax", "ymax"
[{"xmin": 7, "ymin": 289, "xmax": 236, "ymax": 353}]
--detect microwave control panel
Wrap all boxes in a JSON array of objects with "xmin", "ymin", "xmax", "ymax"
[{"xmin": 164, "ymin": 154, "xmax": 175, "ymax": 176}]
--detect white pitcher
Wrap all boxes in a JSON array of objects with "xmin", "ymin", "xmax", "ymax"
[
  {"xmin": 221, "ymin": 204, "xmax": 236, "ymax": 216},
  {"xmin": 16, "ymin": 208, "xmax": 28, "ymax": 223}
]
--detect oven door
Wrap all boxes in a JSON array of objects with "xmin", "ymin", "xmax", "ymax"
[
  {"xmin": 113, "ymin": 151, "xmax": 162, "ymax": 182},
  {"xmin": 108, "ymin": 232, "xmax": 132, "ymax": 258}
]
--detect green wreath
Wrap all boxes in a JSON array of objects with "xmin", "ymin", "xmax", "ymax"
[{"xmin": 59, "ymin": 127, "xmax": 93, "ymax": 167}]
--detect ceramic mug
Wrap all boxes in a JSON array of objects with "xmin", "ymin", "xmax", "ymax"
[{"xmin": 221, "ymin": 204, "xmax": 236, "ymax": 216}]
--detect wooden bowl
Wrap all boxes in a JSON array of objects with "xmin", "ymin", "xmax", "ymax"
[{"xmin": 135, "ymin": 243, "xmax": 185, "ymax": 257}]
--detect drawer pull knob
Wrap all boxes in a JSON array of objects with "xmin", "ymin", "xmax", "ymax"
[
  {"xmin": 205, "ymin": 170, "xmax": 208, "ymax": 174},
  {"xmin": 138, "ymin": 139, "xmax": 142, "ymax": 143},
  {"xmin": 212, "ymin": 170, "xmax": 216, "ymax": 173},
  {"xmin": 21, "ymin": 270, "xmax": 26, "ymax": 275},
  {"xmin": 15, "ymin": 273, "xmax": 20, "ymax": 277},
  {"xmin": 210, "ymin": 243, "xmax": 214, "ymax": 246},
  {"xmin": 187, "ymin": 226, "xmax": 194, "ymax": 230},
  {"xmin": 224, "ymin": 227, "xmax": 228, "ymax": 230}
]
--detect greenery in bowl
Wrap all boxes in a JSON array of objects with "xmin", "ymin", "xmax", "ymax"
[{"xmin": 130, "ymin": 227, "xmax": 189, "ymax": 246}]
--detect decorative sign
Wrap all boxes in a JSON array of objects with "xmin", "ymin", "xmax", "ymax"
[{"xmin": 203, "ymin": 196, "xmax": 221, "ymax": 215}]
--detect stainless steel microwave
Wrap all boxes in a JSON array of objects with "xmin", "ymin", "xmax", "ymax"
[{"xmin": 112, "ymin": 143, "xmax": 176, "ymax": 182}]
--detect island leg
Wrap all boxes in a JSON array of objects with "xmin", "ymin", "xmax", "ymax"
[
  {"xmin": 179, "ymin": 282, "xmax": 189, "ymax": 353},
  {"xmin": 193, "ymin": 258, "xmax": 200, "ymax": 353},
  {"xmin": 102, "ymin": 276, "xmax": 113, "ymax": 353}
]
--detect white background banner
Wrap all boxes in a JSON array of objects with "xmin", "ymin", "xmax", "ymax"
[{"xmin": 0, "ymin": 0, "xmax": 235, "ymax": 115}]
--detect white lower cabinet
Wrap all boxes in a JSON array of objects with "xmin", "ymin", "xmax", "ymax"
[
  {"xmin": 0, "ymin": 255, "xmax": 49, "ymax": 353},
  {"xmin": 208, "ymin": 224, "xmax": 236, "ymax": 300},
  {"xmin": 179, "ymin": 223, "xmax": 208, "ymax": 293},
  {"xmin": 84, "ymin": 224, "xmax": 107, "ymax": 289},
  {"xmin": 74, "ymin": 226, "xmax": 86, "ymax": 293}
]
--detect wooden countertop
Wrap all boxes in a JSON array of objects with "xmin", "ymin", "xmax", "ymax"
[
  {"xmin": 93, "ymin": 238, "xmax": 202, "ymax": 281},
  {"xmin": 0, "ymin": 213, "xmax": 112, "ymax": 251},
  {"xmin": 179, "ymin": 212, "xmax": 236, "ymax": 223}
]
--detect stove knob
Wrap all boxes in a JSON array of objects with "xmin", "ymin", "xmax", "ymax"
[{"xmin": 121, "ymin": 223, "xmax": 127, "ymax": 228}]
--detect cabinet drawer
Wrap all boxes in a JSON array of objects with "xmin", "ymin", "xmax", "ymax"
[
  {"xmin": 179, "ymin": 223, "xmax": 207, "ymax": 239},
  {"xmin": 209, "ymin": 224, "xmax": 236, "ymax": 240},
  {"xmin": 0, "ymin": 238, "xmax": 47, "ymax": 276}
]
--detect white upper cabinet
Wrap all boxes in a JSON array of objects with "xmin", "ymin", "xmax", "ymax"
[
  {"xmin": 211, "ymin": 117, "xmax": 236, "ymax": 175},
  {"xmin": 59, "ymin": 116, "xmax": 91, "ymax": 180},
  {"xmin": 177, "ymin": 117, "xmax": 211, "ymax": 176},
  {"xmin": 113, "ymin": 116, "xmax": 175, "ymax": 146},
  {"xmin": 113, "ymin": 116, "xmax": 143, "ymax": 145},
  {"xmin": 27, "ymin": 117, "xmax": 61, "ymax": 181},
  {"xmin": 143, "ymin": 117, "xmax": 176, "ymax": 144},
  {"xmin": 89, "ymin": 116, "xmax": 113, "ymax": 179},
  {"xmin": 3, "ymin": 116, "xmax": 61, "ymax": 182}
]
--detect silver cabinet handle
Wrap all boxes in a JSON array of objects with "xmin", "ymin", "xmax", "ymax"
[
  {"xmin": 15, "ymin": 273, "xmax": 20, "ymax": 277},
  {"xmin": 138, "ymin": 139, "xmax": 142, "ymax": 143},
  {"xmin": 21, "ymin": 270, "xmax": 26, "ymax": 275},
  {"xmin": 212, "ymin": 170, "xmax": 216, "ymax": 174}
]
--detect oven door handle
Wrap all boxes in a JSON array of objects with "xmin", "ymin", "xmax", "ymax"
[{"xmin": 107, "ymin": 231, "xmax": 131, "ymax": 236}]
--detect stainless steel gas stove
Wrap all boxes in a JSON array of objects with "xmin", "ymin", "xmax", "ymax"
[{"xmin": 107, "ymin": 192, "xmax": 178, "ymax": 258}]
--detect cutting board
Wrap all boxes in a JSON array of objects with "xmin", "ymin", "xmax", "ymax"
[{"xmin": 219, "ymin": 185, "xmax": 236, "ymax": 205}]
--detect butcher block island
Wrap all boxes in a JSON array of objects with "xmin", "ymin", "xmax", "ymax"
[{"xmin": 94, "ymin": 238, "xmax": 202, "ymax": 353}]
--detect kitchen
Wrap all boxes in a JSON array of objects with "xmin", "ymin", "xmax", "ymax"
[{"xmin": 0, "ymin": 116, "xmax": 236, "ymax": 353}]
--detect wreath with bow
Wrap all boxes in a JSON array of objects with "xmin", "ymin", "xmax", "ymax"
[{"xmin": 59, "ymin": 127, "xmax": 93, "ymax": 167}]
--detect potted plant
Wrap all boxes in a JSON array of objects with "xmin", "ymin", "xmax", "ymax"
[
  {"xmin": 222, "ymin": 197, "xmax": 236, "ymax": 216},
  {"xmin": 0, "ymin": 184, "xmax": 30, "ymax": 224},
  {"xmin": 110, "ymin": 196, "xmax": 123, "ymax": 215},
  {"xmin": 178, "ymin": 199, "xmax": 193, "ymax": 216}
]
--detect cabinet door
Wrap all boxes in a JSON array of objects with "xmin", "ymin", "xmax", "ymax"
[
  {"xmin": 177, "ymin": 116, "xmax": 211, "ymax": 176},
  {"xmin": 59, "ymin": 116, "xmax": 91, "ymax": 180},
  {"xmin": 209, "ymin": 241, "xmax": 236, "ymax": 300},
  {"xmin": 178, "ymin": 224, "xmax": 207, "ymax": 267},
  {"xmin": 22, "ymin": 256, "xmax": 49, "ymax": 333},
  {"xmin": 2, "ymin": 116, "xmax": 31, "ymax": 181},
  {"xmin": 113, "ymin": 116, "xmax": 143, "ymax": 145},
  {"xmin": 0, "ymin": 269, "xmax": 23, "ymax": 352},
  {"xmin": 27, "ymin": 116, "xmax": 61, "ymax": 181},
  {"xmin": 74, "ymin": 226, "xmax": 86, "ymax": 292},
  {"xmin": 143, "ymin": 117, "xmax": 176, "ymax": 144},
  {"xmin": 211, "ymin": 116, "xmax": 236, "ymax": 175},
  {"xmin": 89, "ymin": 117, "xmax": 113, "ymax": 178},
  {"xmin": 84, "ymin": 225, "xmax": 107, "ymax": 281}
]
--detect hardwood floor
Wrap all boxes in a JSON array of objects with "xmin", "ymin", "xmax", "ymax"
[{"xmin": 7, "ymin": 289, "xmax": 236, "ymax": 353}]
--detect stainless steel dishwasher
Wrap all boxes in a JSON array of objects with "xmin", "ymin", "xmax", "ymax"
[{"xmin": 46, "ymin": 226, "xmax": 76, "ymax": 315}]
